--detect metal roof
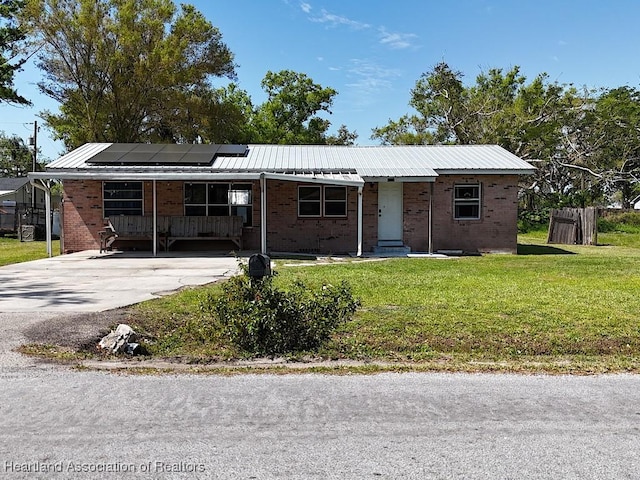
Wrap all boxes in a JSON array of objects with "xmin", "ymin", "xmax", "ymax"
[
  {"xmin": 38, "ymin": 143, "xmax": 534, "ymax": 181},
  {"xmin": 0, "ymin": 177, "xmax": 30, "ymax": 192}
]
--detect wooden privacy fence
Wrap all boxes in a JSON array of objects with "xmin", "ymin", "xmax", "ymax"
[{"xmin": 547, "ymin": 207, "xmax": 598, "ymax": 245}]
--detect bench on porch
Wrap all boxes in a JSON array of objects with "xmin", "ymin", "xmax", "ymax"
[
  {"xmin": 101, "ymin": 215, "xmax": 170, "ymax": 252},
  {"xmin": 166, "ymin": 215, "xmax": 243, "ymax": 251},
  {"xmin": 100, "ymin": 215, "xmax": 243, "ymax": 252}
]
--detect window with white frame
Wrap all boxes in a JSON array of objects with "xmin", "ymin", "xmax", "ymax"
[
  {"xmin": 103, "ymin": 181, "xmax": 143, "ymax": 217},
  {"xmin": 324, "ymin": 186, "xmax": 347, "ymax": 216},
  {"xmin": 298, "ymin": 185, "xmax": 347, "ymax": 217},
  {"xmin": 184, "ymin": 182, "xmax": 253, "ymax": 226},
  {"xmin": 454, "ymin": 184, "xmax": 481, "ymax": 220},
  {"xmin": 298, "ymin": 186, "xmax": 321, "ymax": 217}
]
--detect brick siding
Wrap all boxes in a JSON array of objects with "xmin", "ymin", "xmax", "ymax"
[{"xmin": 61, "ymin": 175, "xmax": 519, "ymax": 254}]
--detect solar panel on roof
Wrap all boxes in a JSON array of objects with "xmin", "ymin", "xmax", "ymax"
[
  {"xmin": 87, "ymin": 143, "xmax": 248, "ymax": 166},
  {"xmin": 132, "ymin": 144, "xmax": 164, "ymax": 153},
  {"xmin": 217, "ymin": 144, "xmax": 247, "ymax": 156}
]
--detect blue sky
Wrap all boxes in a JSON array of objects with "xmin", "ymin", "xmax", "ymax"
[{"xmin": 2, "ymin": 0, "xmax": 640, "ymax": 161}]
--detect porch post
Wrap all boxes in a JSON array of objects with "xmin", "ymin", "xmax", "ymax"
[
  {"xmin": 260, "ymin": 174, "xmax": 267, "ymax": 254},
  {"xmin": 44, "ymin": 181, "xmax": 51, "ymax": 257},
  {"xmin": 429, "ymin": 182, "xmax": 433, "ymax": 255},
  {"xmin": 30, "ymin": 179, "xmax": 52, "ymax": 257},
  {"xmin": 357, "ymin": 186, "xmax": 363, "ymax": 257},
  {"xmin": 152, "ymin": 179, "xmax": 157, "ymax": 257}
]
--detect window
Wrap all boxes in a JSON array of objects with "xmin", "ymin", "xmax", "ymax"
[
  {"xmin": 103, "ymin": 182, "xmax": 143, "ymax": 217},
  {"xmin": 184, "ymin": 183, "xmax": 253, "ymax": 226},
  {"xmin": 298, "ymin": 185, "xmax": 347, "ymax": 217},
  {"xmin": 298, "ymin": 186, "xmax": 321, "ymax": 217},
  {"xmin": 324, "ymin": 186, "xmax": 347, "ymax": 216},
  {"xmin": 454, "ymin": 184, "xmax": 481, "ymax": 220}
]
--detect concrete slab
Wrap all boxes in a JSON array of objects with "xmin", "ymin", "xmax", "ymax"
[{"xmin": 0, "ymin": 250, "xmax": 241, "ymax": 313}]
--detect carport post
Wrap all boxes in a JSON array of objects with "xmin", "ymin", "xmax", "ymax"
[{"xmin": 30, "ymin": 179, "xmax": 52, "ymax": 257}]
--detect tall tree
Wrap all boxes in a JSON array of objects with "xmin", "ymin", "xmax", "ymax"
[
  {"xmin": 566, "ymin": 86, "xmax": 640, "ymax": 208},
  {"xmin": 252, "ymin": 70, "xmax": 341, "ymax": 144},
  {"xmin": 24, "ymin": 0, "xmax": 236, "ymax": 149},
  {"xmin": 371, "ymin": 62, "xmax": 604, "ymax": 218},
  {"xmin": 0, "ymin": 0, "xmax": 29, "ymax": 105},
  {"xmin": 198, "ymin": 83, "xmax": 257, "ymax": 144},
  {"xmin": 0, "ymin": 133, "xmax": 33, "ymax": 176}
]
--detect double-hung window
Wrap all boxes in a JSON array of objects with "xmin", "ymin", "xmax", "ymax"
[
  {"xmin": 298, "ymin": 186, "xmax": 322, "ymax": 217},
  {"xmin": 103, "ymin": 181, "xmax": 143, "ymax": 217},
  {"xmin": 184, "ymin": 183, "xmax": 253, "ymax": 226},
  {"xmin": 454, "ymin": 184, "xmax": 481, "ymax": 220},
  {"xmin": 298, "ymin": 185, "xmax": 347, "ymax": 217}
]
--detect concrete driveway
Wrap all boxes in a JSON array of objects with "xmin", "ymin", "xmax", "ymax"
[{"xmin": 0, "ymin": 250, "xmax": 240, "ymax": 313}]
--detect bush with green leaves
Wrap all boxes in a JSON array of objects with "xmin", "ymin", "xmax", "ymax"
[
  {"xmin": 201, "ymin": 269, "xmax": 359, "ymax": 356},
  {"xmin": 599, "ymin": 211, "xmax": 640, "ymax": 233}
]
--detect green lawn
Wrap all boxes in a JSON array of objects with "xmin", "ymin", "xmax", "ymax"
[
  {"xmin": 123, "ymin": 227, "xmax": 640, "ymax": 373},
  {"xmin": 10, "ymin": 220, "xmax": 640, "ymax": 374},
  {"xmin": 0, "ymin": 237, "xmax": 60, "ymax": 266}
]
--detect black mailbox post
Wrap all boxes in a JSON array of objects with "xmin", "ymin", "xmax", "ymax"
[{"xmin": 248, "ymin": 253, "xmax": 271, "ymax": 278}]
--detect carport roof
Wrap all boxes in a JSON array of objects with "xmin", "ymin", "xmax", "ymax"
[{"xmin": 30, "ymin": 143, "xmax": 534, "ymax": 183}]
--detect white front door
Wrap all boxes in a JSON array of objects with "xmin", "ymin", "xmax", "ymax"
[{"xmin": 378, "ymin": 182, "xmax": 403, "ymax": 243}]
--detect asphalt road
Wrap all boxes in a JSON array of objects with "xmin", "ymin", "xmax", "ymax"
[
  {"xmin": 1, "ymin": 254, "xmax": 640, "ymax": 479},
  {"xmin": 1, "ymin": 365, "xmax": 640, "ymax": 479}
]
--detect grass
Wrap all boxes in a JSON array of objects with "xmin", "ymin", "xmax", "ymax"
[
  {"xmin": 0, "ymin": 237, "xmax": 60, "ymax": 266},
  {"xmin": 116, "ymin": 226, "xmax": 640, "ymax": 374},
  {"xmin": 11, "ymin": 217, "xmax": 640, "ymax": 374}
]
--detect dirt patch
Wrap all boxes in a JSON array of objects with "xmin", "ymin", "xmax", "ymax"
[{"xmin": 22, "ymin": 308, "xmax": 137, "ymax": 351}]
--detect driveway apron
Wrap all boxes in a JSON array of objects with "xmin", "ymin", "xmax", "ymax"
[
  {"xmin": 0, "ymin": 251, "xmax": 239, "ymax": 370},
  {"xmin": 0, "ymin": 250, "xmax": 239, "ymax": 313}
]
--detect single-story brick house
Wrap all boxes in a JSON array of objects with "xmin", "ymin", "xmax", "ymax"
[{"xmin": 29, "ymin": 143, "xmax": 534, "ymax": 256}]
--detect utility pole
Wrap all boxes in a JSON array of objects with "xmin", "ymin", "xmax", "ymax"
[{"xmin": 29, "ymin": 121, "xmax": 37, "ymax": 209}]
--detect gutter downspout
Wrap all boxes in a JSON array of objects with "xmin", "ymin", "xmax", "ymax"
[
  {"xmin": 357, "ymin": 186, "xmax": 363, "ymax": 257},
  {"xmin": 30, "ymin": 179, "xmax": 52, "ymax": 257},
  {"xmin": 260, "ymin": 173, "xmax": 267, "ymax": 254}
]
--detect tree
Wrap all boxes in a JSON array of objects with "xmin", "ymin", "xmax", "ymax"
[
  {"xmin": 24, "ymin": 0, "xmax": 236, "ymax": 149},
  {"xmin": 252, "ymin": 70, "xmax": 339, "ymax": 144},
  {"xmin": 326, "ymin": 124, "xmax": 358, "ymax": 146},
  {"xmin": 561, "ymin": 86, "xmax": 640, "ymax": 208},
  {"xmin": 371, "ymin": 62, "xmax": 596, "ymax": 222},
  {"xmin": 0, "ymin": 0, "xmax": 29, "ymax": 105},
  {"xmin": 198, "ymin": 83, "xmax": 257, "ymax": 144},
  {"xmin": 0, "ymin": 133, "xmax": 33, "ymax": 176},
  {"xmin": 371, "ymin": 62, "xmax": 469, "ymax": 145}
]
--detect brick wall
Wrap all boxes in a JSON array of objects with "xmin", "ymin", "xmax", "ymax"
[
  {"xmin": 61, "ymin": 180, "xmax": 104, "ymax": 252},
  {"xmin": 403, "ymin": 182, "xmax": 431, "ymax": 252},
  {"xmin": 431, "ymin": 175, "xmax": 519, "ymax": 253},
  {"xmin": 265, "ymin": 180, "xmax": 359, "ymax": 254},
  {"xmin": 60, "ymin": 176, "xmax": 519, "ymax": 254}
]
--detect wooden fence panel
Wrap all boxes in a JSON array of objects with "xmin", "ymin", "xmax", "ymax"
[{"xmin": 547, "ymin": 207, "xmax": 598, "ymax": 245}]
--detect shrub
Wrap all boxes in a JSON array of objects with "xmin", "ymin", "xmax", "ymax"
[
  {"xmin": 599, "ymin": 212, "xmax": 640, "ymax": 233},
  {"xmin": 201, "ymin": 269, "xmax": 359, "ymax": 356}
]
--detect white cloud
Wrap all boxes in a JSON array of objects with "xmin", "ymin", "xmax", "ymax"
[
  {"xmin": 344, "ymin": 59, "xmax": 401, "ymax": 107},
  {"xmin": 300, "ymin": 2, "xmax": 312, "ymax": 14},
  {"xmin": 379, "ymin": 28, "xmax": 419, "ymax": 50},
  {"xmin": 308, "ymin": 9, "xmax": 371, "ymax": 30}
]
